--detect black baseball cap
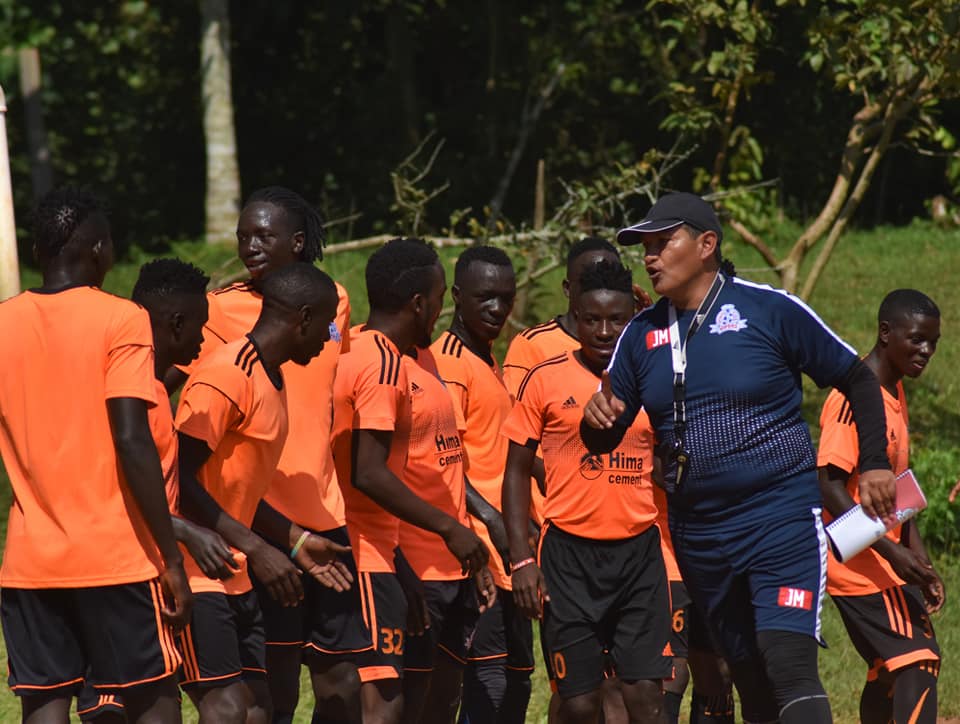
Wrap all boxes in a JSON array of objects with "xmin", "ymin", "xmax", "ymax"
[{"xmin": 616, "ymin": 192, "xmax": 723, "ymax": 246}]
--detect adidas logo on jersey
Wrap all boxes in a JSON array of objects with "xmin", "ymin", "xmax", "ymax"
[{"xmin": 561, "ymin": 396, "xmax": 578, "ymax": 408}]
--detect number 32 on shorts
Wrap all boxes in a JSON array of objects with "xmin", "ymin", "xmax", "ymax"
[{"xmin": 381, "ymin": 627, "xmax": 404, "ymax": 655}]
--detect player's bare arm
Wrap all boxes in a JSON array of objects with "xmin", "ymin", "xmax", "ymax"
[
  {"xmin": 252, "ymin": 500, "xmax": 354, "ymax": 592},
  {"xmin": 394, "ymin": 547, "xmax": 430, "ymax": 636},
  {"xmin": 502, "ymin": 440, "xmax": 549, "ymax": 619},
  {"xmin": 172, "ymin": 515, "xmax": 239, "ymax": 581},
  {"xmin": 162, "ymin": 365, "xmax": 188, "ymax": 395},
  {"xmin": 107, "ymin": 396, "xmax": 193, "ymax": 630},
  {"xmin": 464, "ymin": 476, "xmax": 510, "ymax": 569},
  {"xmin": 352, "ymin": 428, "xmax": 489, "ymax": 574},
  {"xmin": 819, "ymin": 464, "xmax": 938, "ymax": 591},
  {"xmin": 901, "ymin": 519, "xmax": 945, "ymax": 613},
  {"xmin": 177, "ymin": 431, "xmax": 304, "ymax": 606}
]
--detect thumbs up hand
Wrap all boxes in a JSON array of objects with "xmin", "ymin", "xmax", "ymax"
[{"xmin": 583, "ymin": 370, "xmax": 627, "ymax": 429}]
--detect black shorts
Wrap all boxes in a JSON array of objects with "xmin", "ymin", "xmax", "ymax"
[
  {"xmin": 251, "ymin": 526, "xmax": 370, "ymax": 658},
  {"xmin": 404, "ymin": 578, "xmax": 481, "ymax": 672},
  {"xmin": 76, "ymin": 684, "xmax": 124, "ymax": 721},
  {"xmin": 467, "ymin": 588, "xmax": 534, "ymax": 674},
  {"xmin": 669, "ymin": 581, "xmax": 693, "ymax": 660},
  {"xmin": 832, "ymin": 585, "xmax": 940, "ymax": 680},
  {"xmin": 539, "ymin": 524, "xmax": 672, "ymax": 699},
  {"xmin": 178, "ymin": 590, "xmax": 266, "ymax": 690},
  {"xmin": 356, "ymin": 571, "xmax": 408, "ymax": 682},
  {"xmin": 1, "ymin": 580, "xmax": 181, "ymax": 697}
]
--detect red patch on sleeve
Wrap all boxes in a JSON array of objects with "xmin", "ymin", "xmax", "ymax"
[{"xmin": 645, "ymin": 328, "xmax": 671, "ymax": 350}]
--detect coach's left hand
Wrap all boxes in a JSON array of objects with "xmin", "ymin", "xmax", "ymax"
[
  {"xmin": 512, "ymin": 563, "xmax": 548, "ymax": 620},
  {"xmin": 294, "ymin": 534, "xmax": 354, "ymax": 592},
  {"xmin": 858, "ymin": 468, "xmax": 897, "ymax": 522}
]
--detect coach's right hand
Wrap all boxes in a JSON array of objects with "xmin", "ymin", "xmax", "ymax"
[
  {"xmin": 160, "ymin": 560, "xmax": 193, "ymax": 631},
  {"xmin": 248, "ymin": 538, "xmax": 303, "ymax": 607},
  {"xmin": 443, "ymin": 521, "xmax": 490, "ymax": 576},
  {"xmin": 512, "ymin": 562, "xmax": 548, "ymax": 620},
  {"xmin": 583, "ymin": 370, "xmax": 626, "ymax": 429}
]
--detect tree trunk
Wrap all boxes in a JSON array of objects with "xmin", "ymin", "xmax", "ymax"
[
  {"xmin": 201, "ymin": 0, "xmax": 241, "ymax": 245},
  {"xmin": 0, "ymin": 85, "xmax": 21, "ymax": 301},
  {"xmin": 17, "ymin": 48, "xmax": 53, "ymax": 201}
]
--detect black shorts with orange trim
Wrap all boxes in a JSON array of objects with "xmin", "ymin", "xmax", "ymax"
[
  {"xmin": 539, "ymin": 523, "xmax": 672, "ymax": 699},
  {"xmin": 669, "ymin": 580, "xmax": 693, "ymax": 660},
  {"xmin": 76, "ymin": 683, "xmax": 124, "ymax": 721},
  {"xmin": 356, "ymin": 571, "xmax": 408, "ymax": 682},
  {"xmin": 832, "ymin": 584, "xmax": 941, "ymax": 681},
  {"xmin": 1, "ymin": 581, "xmax": 181, "ymax": 698},
  {"xmin": 178, "ymin": 590, "xmax": 266, "ymax": 690},
  {"xmin": 404, "ymin": 578, "xmax": 480, "ymax": 672},
  {"xmin": 251, "ymin": 526, "xmax": 370, "ymax": 658},
  {"xmin": 467, "ymin": 587, "xmax": 534, "ymax": 673}
]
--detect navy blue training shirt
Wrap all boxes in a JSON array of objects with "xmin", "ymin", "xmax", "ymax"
[{"xmin": 607, "ymin": 276, "xmax": 859, "ymax": 518}]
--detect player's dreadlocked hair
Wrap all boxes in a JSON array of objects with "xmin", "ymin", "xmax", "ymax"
[
  {"xmin": 31, "ymin": 187, "xmax": 106, "ymax": 264},
  {"xmin": 245, "ymin": 186, "xmax": 326, "ymax": 263},
  {"xmin": 565, "ymin": 237, "xmax": 619, "ymax": 274},
  {"xmin": 878, "ymin": 289, "xmax": 940, "ymax": 324},
  {"xmin": 454, "ymin": 245, "xmax": 513, "ymax": 286},
  {"xmin": 366, "ymin": 238, "xmax": 439, "ymax": 312},
  {"xmin": 132, "ymin": 258, "xmax": 209, "ymax": 306},
  {"xmin": 578, "ymin": 259, "xmax": 633, "ymax": 296}
]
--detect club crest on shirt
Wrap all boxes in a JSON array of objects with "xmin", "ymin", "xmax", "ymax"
[
  {"xmin": 709, "ymin": 304, "xmax": 748, "ymax": 335},
  {"xmin": 328, "ymin": 321, "xmax": 342, "ymax": 343},
  {"xmin": 579, "ymin": 453, "xmax": 605, "ymax": 480}
]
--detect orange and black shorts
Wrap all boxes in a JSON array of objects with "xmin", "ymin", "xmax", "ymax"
[
  {"xmin": 76, "ymin": 685, "xmax": 125, "ymax": 721},
  {"xmin": 251, "ymin": 526, "xmax": 371, "ymax": 659},
  {"xmin": 1, "ymin": 581, "xmax": 180, "ymax": 697},
  {"xmin": 178, "ymin": 590, "xmax": 266, "ymax": 690},
  {"xmin": 668, "ymin": 580, "xmax": 693, "ymax": 660},
  {"xmin": 356, "ymin": 571, "xmax": 408, "ymax": 682},
  {"xmin": 832, "ymin": 584, "xmax": 940, "ymax": 681},
  {"xmin": 539, "ymin": 524, "xmax": 672, "ymax": 699},
  {"xmin": 404, "ymin": 578, "xmax": 480, "ymax": 672}
]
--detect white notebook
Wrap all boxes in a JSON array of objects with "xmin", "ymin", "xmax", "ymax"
[{"xmin": 825, "ymin": 468, "xmax": 926, "ymax": 563}]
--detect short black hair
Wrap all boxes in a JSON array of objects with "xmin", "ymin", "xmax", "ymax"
[
  {"xmin": 261, "ymin": 261, "xmax": 337, "ymax": 310},
  {"xmin": 579, "ymin": 259, "xmax": 633, "ymax": 296},
  {"xmin": 878, "ymin": 289, "xmax": 940, "ymax": 324},
  {"xmin": 132, "ymin": 258, "xmax": 209, "ymax": 307},
  {"xmin": 366, "ymin": 238, "xmax": 440, "ymax": 312},
  {"xmin": 32, "ymin": 187, "xmax": 106, "ymax": 263},
  {"xmin": 245, "ymin": 186, "xmax": 326, "ymax": 263},
  {"xmin": 566, "ymin": 237, "xmax": 618, "ymax": 273},
  {"xmin": 454, "ymin": 245, "xmax": 513, "ymax": 286}
]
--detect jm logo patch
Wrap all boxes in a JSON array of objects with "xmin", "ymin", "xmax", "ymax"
[
  {"xmin": 777, "ymin": 587, "xmax": 813, "ymax": 610},
  {"xmin": 646, "ymin": 328, "xmax": 670, "ymax": 349}
]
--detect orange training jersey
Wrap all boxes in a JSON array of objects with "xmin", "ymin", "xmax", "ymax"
[
  {"xmin": 819, "ymin": 382, "xmax": 909, "ymax": 596},
  {"xmin": 0, "ymin": 286, "xmax": 161, "ymax": 588},
  {"xmin": 653, "ymin": 487, "xmax": 682, "ymax": 582},
  {"xmin": 175, "ymin": 336, "xmax": 289, "ymax": 594},
  {"xmin": 182, "ymin": 279, "xmax": 351, "ymax": 532},
  {"xmin": 398, "ymin": 348, "xmax": 471, "ymax": 581},
  {"xmin": 502, "ymin": 351, "xmax": 659, "ymax": 539},
  {"xmin": 150, "ymin": 379, "xmax": 180, "ymax": 513},
  {"xmin": 502, "ymin": 317, "xmax": 579, "ymax": 400},
  {"xmin": 332, "ymin": 327, "xmax": 411, "ymax": 573},
  {"xmin": 432, "ymin": 331, "xmax": 513, "ymax": 588}
]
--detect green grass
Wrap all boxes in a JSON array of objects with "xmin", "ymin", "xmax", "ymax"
[{"xmin": 2, "ymin": 220, "xmax": 960, "ymax": 721}]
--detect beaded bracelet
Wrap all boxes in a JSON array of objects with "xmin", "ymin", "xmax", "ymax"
[
  {"xmin": 290, "ymin": 530, "xmax": 312, "ymax": 560},
  {"xmin": 511, "ymin": 557, "xmax": 536, "ymax": 573}
]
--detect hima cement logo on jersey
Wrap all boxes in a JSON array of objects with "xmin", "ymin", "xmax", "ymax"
[
  {"xmin": 579, "ymin": 451, "xmax": 644, "ymax": 485},
  {"xmin": 709, "ymin": 304, "xmax": 748, "ymax": 335}
]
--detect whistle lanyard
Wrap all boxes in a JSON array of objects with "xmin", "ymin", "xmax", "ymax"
[{"xmin": 666, "ymin": 273, "xmax": 725, "ymax": 448}]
